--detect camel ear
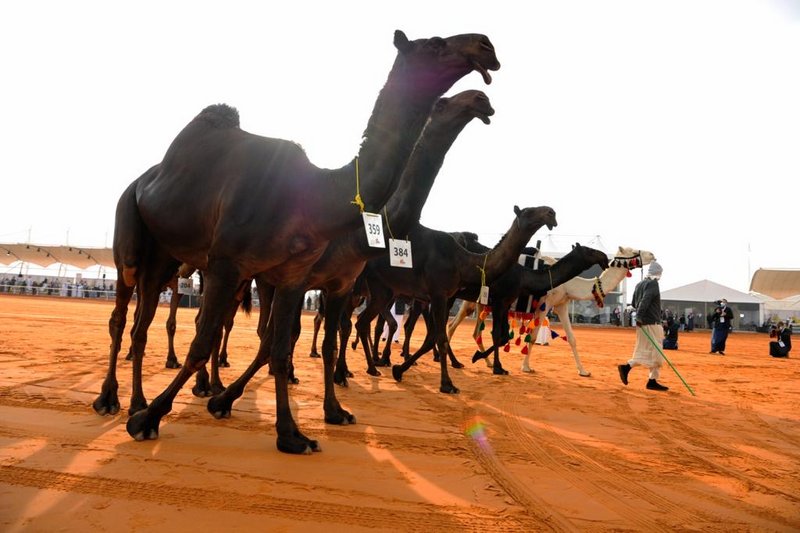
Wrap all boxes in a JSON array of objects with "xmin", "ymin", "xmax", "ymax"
[
  {"xmin": 617, "ymin": 246, "xmax": 624, "ymax": 253},
  {"xmin": 514, "ymin": 205, "xmax": 521, "ymax": 216},
  {"xmin": 394, "ymin": 30, "xmax": 411, "ymax": 53}
]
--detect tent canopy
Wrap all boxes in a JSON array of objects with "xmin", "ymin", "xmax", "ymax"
[
  {"xmin": 660, "ymin": 279, "xmax": 762, "ymax": 304},
  {"xmin": 0, "ymin": 243, "xmax": 114, "ymax": 270},
  {"xmin": 749, "ymin": 268, "xmax": 800, "ymax": 300}
]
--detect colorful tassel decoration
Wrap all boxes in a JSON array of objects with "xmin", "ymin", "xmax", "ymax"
[
  {"xmin": 550, "ymin": 330, "xmax": 560, "ymax": 339},
  {"xmin": 524, "ymin": 334, "xmax": 532, "ymax": 343},
  {"xmin": 626, "ymin": 270, "xmax": 632, "ymax": 278},
  {"xmin": 479, "ymin": 321, "xmax": 485, "ymax": 331},
  {"xmin": 543, "ymin": 318, "xmax": 550, "ymax": 327},
  {"xmin": 539, "ymin": 302, "xmax": 547, "ymax": 311},
  {"xmin": 561, "ymin": 335, "xmax": 568, "ymax": 341},
  {"xmin": 503, "ymin": 344, "xmax": 511, "ymax": 352},
  {"xmin": 534, "ymin": 318, "xmax": 540, "ymax": 327},
  {"xmin": 521, "ymin": 345, "xmax": 529, "ymax": 355},
  {"xmin": 515, "ymin": 336, "xmax": 521, "ymax": 346},
  {"xmin": 519, "ymin": 325, "xmax": 525, "ymax": 335},
  {"xmin": 476, "ymin": 335, "xmax": 483, "ymax": 344}
]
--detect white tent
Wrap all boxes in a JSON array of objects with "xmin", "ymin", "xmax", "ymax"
[
  {"xmin": 0, "ymin": 243, "xmax": 114, "ymax": 270},
  {"xmin": 660, "ymin": 279, "xmax": 763, "ymax": 330}
]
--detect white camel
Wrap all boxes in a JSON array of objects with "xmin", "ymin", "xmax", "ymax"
[
  {"xmin": 522, "ymin": 246, "xmax": 655, "ymax": 376},
  {"xmin": 447, "ymin": 246, "xmax": 655, "ymax": 377}
]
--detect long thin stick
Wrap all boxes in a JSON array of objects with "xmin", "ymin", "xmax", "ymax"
[{"xmin": 640, "ymin": 326, "xmax": 696, "ymax": 396}]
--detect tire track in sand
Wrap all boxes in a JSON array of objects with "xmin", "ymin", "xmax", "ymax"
[
  {"xmin": 500, "ymin": 390, "xmax": 709, "ymax": 532},
  {"xmin": 0, "ymin": 465, "xmax": 529, "ymax": 532}
]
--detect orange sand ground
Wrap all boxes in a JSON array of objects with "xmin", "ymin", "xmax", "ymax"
[{"xmin": 1, "ymin": 294, "xmax": 798, "ymax": 532}]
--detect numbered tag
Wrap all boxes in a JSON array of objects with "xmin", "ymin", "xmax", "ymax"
[
  {"xmin": 479, "ymin": 285, "xmax": 489, "ymax": 305},
  {"xmin": 779, "ymin": 340, "xmax": 785, "ymax": 348},
  {"xmin": 362, "ymin": 212, "xmax": 385, "ymax": 248},
  {"xmin": 389, "ymin": 238, "xmax": 413, "ymax": 268},
  {"xmin": 177, "ymin": 277, "xmax": 193, "ymax": 295},
  {"xmin": 720, "ymin": 316, "xmax": 725, "ymax": 323}
]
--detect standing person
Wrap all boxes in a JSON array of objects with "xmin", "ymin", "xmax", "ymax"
[
  {"xmin": 769, "ymin": 321, "xmax": 792, "ymax": 357},
  {"xmin": 617, "ymin": 261, "xmax": 669, "ymax": 391},
  {"xmin": 709, "ymin": 298, "xmax": 734, "ymax": 354}
]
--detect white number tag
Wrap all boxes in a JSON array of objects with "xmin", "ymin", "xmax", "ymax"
[
  {"xmin": 479, "ymin": 285, "xmax": 489, "ymax": 305},
  {"xmin": 177, "ymin": 277, "xmax": 193, "ymax": 295},
  {"xmin": 389, "ymin": 238, "xmax": 412, "ymax": 268},
  {"xmin": 779, "ymin": 340, "xmax": 786, "ymax": 348},
  {"xmin": 362, "ymin": 212, "xmax": 385, "ymax": 248},
  {"xmin": 720, "ymin": 316, "xmax": 726, "ymax": 323}
]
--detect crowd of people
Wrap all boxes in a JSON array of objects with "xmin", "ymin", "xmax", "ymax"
[{"xmin": 0, "ymin": 275, "xmax": 115, "ymax": 299}]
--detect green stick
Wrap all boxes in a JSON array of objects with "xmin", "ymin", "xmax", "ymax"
[{"xmin": 640, "ymin": 325, "xmax": 696, "ymax": 396}]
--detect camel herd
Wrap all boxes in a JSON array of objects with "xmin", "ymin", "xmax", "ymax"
[{"xmin": 92, "ymin": 30, "xmax": 653, "ymax": 455}]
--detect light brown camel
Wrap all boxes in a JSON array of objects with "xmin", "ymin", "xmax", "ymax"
[{"xmin": 107, "ymin": 31, "xmax": 499, "ymax": 455}]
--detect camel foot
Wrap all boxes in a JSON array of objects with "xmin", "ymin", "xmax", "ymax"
[
  {"xmin": 433, "ymin": 354, "xmax": 441, "ymax": 363},
  {"xmin": 333, "ymin": 371, "xmax": 349, "ymax": 387},
  {"xmin": 579, "ymin": 370, "xmax": 592, "ymax": 377},
  {"xmin": 521, "ymin": 365, "xmax": 535, "ymax": 373},
  {"xmin": 92, "ymin": 387, "xmax": 120, "ymax": 416},
  {"xmin": 472, "ymin": 350, "xmax": 488, "ymax": 364},
  {"xmin": 391, "ymin": 365, "xmax": 404, "ymax": 382},
  {"xmin": 375, "ymin": 356, "xmax": 391, "ymax": 367},
  {"xmin": 440, "ymin": 383, "xmax": 460, "ymax": 394},
  {"xmin": 124, "ymin": 352, "xmax": 133, "ymax": 362},
  {"xmin": 366, "ymin": 367, "xmax": 381, "ymax": 377},
  {"xmin": 126, "ymin": 408, "xmax": 160, "ymax": 441},
  {"xmin": 492, "ymin": 366, "xmax": 509, "ymax": 376},
  {"xmin": 207, "ymin": 394, "xmax": 234, "ymax": 419},
  {"xmin": 309, "ymin": 351, "xmax": 321, "ymax": 358},
  {"xmin": 350, "ymin": 341, "xmax": 358, "ymax": 350},
  {"xmin": 276, "ymin": 427, "xmax": 320, "ymax": 455},
  {"xmin": 324, "ymin": 406, "xmax": 356, "ymax": 425},
  {"xmin": 219, "ymin": 359, "xmax": 231, "ymax": 368},
  {"xmin": 450, "ymin": 358, "xmax": 465, "ymax": 369},
  {"xmin": 165, "ymin": 358, "xmax": 182, "ymax": 369}
]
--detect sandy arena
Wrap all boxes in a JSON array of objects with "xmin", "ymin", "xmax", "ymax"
[{"xmin": 1, "ymin": 295, "xmax": 798, "ymax": 531}]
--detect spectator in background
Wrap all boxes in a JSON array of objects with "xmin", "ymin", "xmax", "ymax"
[
  {"xmin": 709, "ymin": 298, "xmax": 734, "ymax": 355},
  {"xmin": 769, "ymin": 321, "xmax": 792, "ymax": 357},
  {"xmin": 662, "ymin": 316, "xmax": 679, "ymax": 350}
]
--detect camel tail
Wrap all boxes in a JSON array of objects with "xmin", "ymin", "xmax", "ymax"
[
  {"xmin": 113, "ymin": 174, "xmax": 151, "ymax": 287},
  {"xmin": 241, "ymin": 288, "xmax": 252, "ymax": 316}
]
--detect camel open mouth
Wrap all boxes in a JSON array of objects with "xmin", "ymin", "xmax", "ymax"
[
  {"xmin": 472, "ymin": 59, "xmax": 493, "ymax": 84},
  {"xmin": 546, "ymin": 222, "xmax": 556, "ymax": 231}
]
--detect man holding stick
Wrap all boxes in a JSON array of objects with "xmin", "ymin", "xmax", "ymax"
[{"xmin": 618, "ymin": 261, "xmax": 669, "ymax": 391}]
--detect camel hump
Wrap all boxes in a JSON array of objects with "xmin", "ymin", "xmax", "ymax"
[{"xmin": 194, "ymin": 103, "xmax": 240, "ymax": 129}]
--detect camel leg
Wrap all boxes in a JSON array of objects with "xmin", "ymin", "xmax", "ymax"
[
  {"xmin": 320, "ymin": 293, "xmax": 356, "ymax": 425},
  {"xmin": 126, "ymin": 259, "xmax": 239, "ymax": 442},
  {"xmin": 400, "ymin": 301, "xmax": 422, "ymax": 361},
  {"xmin": 373, "ymin": 313, "xmax": 386, "ymax": 361},
  {"xmin": 554, "ymin": 302, "xmax": 591, "ymax": 377},
  {"xmin": 164, "ymin": 278, "xmax": 182, "ymax": 369},
  {"xmin": 378, "ymin": 308, "xmax": 397, "ymax": 366},
  {"xmin": 93, "ymin": 269, "xmax": 134, "ymax": 416},
  {"xmin": 521, "ymin": 315, "xmax": 543, "ymax": 373},
  {"xmin": 309, "ymin": 309, "xmax": 323, "ymax": 358},
  {"xmin": 127, "ymin": 257, "xmax": 180, "ymax": 415},
  {"xmin": 446, "ymin": 299, "xmax": 474, "ymax": 340}
]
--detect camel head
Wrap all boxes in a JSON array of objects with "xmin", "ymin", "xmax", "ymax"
[
  {"xmin": 434, "ymin": 90, "xmax": 495, "ymax": 125},
  {"xmin": 513, "ymin": 205, "xmax": 557, "ymax": 234},
  {"xmin": 611, "ymin": 246, "xmax": 656, "ymax": 269},
  {"xmin": 392, "ymin": 30, "xmax": 500, "ymax": 94}
]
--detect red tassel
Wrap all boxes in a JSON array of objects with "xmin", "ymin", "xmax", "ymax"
[
  {"xmin": 515, "ymin": 336, "xmax": 521, "ymax": 346},
  {"xmin": 561, "ymin": 335, "xmax": 568, "ymax": 341},
  {"xmin": 521, "ymin": 345, "xmax": 529, "ymax": 355},
  {"xmin": 534, "ymin": 318, "xmax": 540, "ymax": 327},
  {"xmin": 476, "ymin": 335, "xmax": 483, "ymax": 344},
  {"xmin": 504, "ymin": 344, "xmax": 511, "ymax": 352},
  {"xmin": 519, "ymin": 325, "xmax": 525, "ymax": 335},
  {"xmin": 626, "ymin": 270, "xmax": 632, "ymax": 278}
]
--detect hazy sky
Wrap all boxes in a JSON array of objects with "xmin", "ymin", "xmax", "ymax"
[{"xmin": 1, "ymin": 0, "xmax": 798, "ymax": 294}]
